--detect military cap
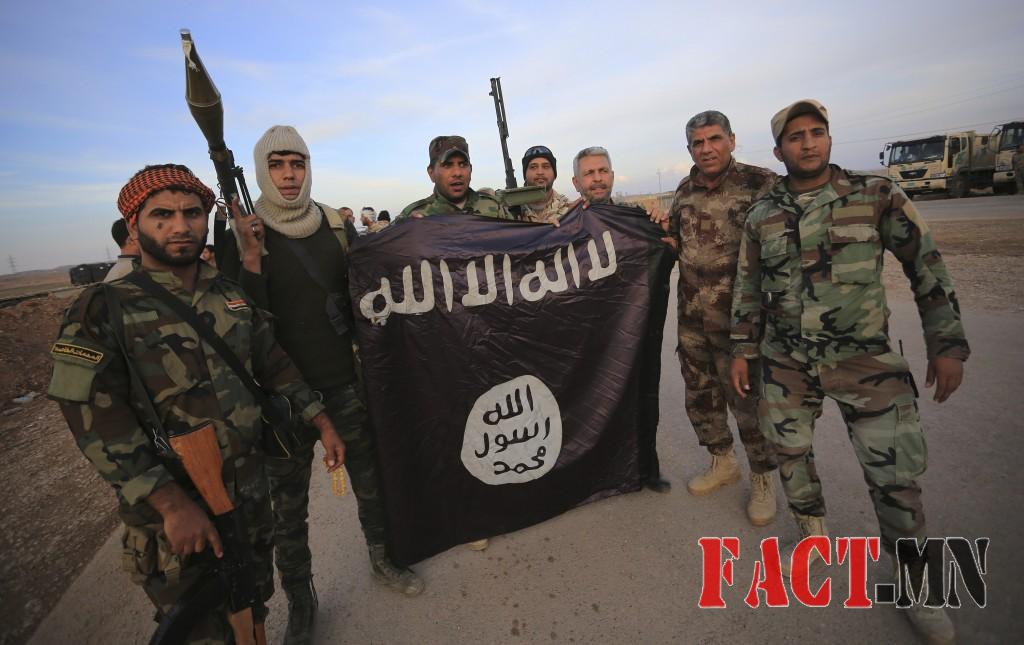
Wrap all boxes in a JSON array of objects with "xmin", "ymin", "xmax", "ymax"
[
  {"xmin": 771, "ymin": 99, "xmax": 829, "ymax": 143},
  {"xmin": 429, "ymin": 135, "xmax": 470, "ymax": 165}
]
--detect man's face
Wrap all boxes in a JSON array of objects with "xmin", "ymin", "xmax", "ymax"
[
  {"xmin": 773, "ymin": 114, "xmax": 832, "ymax": 180},
  {"xmin": 525, "ymin": 158, "xmax": 555, "ymax": 191},
  {"xmin": 267, "ymin": 152, "xmax": 306, "ymax": 201},
  {"xmin": 339, "ymin": 207, "xmax": 354, "ymax": 222},
  {"xmin": 129, "ymin": 190, "xmax": 208, "ymax": 268},
  {"xmin": 428, "ymin": 153, "xmax": 472, "ymax": 202},
  {"xmin": 572, "ymin": 155, "xmax": 614, "ymax": 204},
  {"xmin": 687, "ymin": 125, "xmax": 736, "ymax": 179}
]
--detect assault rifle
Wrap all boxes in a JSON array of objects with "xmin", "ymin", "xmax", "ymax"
[
  {"xmin": 488, "ymin": 77, "xmax": 546, "ymax": 215},
  {"xmin": 180, "ymin": 29, "xmax": 255, "ymax": 265},
  {"xmin": 149, "ymin": 423, "xmax": 267, "ymax": 645}
]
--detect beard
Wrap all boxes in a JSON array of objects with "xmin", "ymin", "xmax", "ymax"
[
  {"xmin": 137, "ymin": 229, "xmax": 204, "ymax": 267},
  {"xmin": 527, "ymin": 177, "xmax": 554, "ymax": 192},
  {"xmin": 583, "ymin": 184, "xmax": 611, "ymax": 204}
]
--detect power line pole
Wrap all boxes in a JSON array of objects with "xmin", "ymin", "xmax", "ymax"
[
  {"xmin": 657, "ymin": 169, "xmax": 663, "ymax": 193},
  {"xmin": 8, "ymin": 255, "xmax": 17, "ymax": 274}
]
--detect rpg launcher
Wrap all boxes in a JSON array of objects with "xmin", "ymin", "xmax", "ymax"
[
  {"xmin": 180, "ymin": 29, "xmax": 255, "ymax": 264},
  {"xmin": 488, "ymin": 77, "xmax": 546, "ymax": 215}
]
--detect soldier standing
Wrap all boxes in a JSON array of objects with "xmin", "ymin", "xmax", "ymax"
[
  {"xmin": 668, "ymin": 111, "xmax": 779, "ymax": 525},
  {"xmin": 730, "ymin": 100, "xmax": 967, "ymax": 644},
  {"xmin": 48, "ymin": 164, "xmax": 345, "ymax": 644},
  {"xmin": 519, "ymin": 145, "xmax": 571, "ymax": 223},
  {"xmin": 220, "ymin": 126, "xmax": 425, "ymax": 645},
  {"xmin": 399, "ymin": 136, "xmax": 513, "ymax": 219}
]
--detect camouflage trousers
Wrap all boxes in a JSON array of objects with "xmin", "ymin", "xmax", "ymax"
[
  {"xmin": 677, "ymin": 324, "xmax": 776, "ymax": 473},
  {"xmin": 266, "ymin": 383, "xmax": 387, "ymax": 587},
  {"xmin": 759, "ymin": 346, "xmax": 928, "ymax": 552},
  {"xmin": 120, "ymin": 467, "xmax": 274, "ymax": 644}
]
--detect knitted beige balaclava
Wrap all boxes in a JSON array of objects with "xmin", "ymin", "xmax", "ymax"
[{"xmin": 253, "ymin": 125, "xmax": 321, "ymax": 238}]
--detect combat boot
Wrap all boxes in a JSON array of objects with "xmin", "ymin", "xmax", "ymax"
[
  {"xmin": 686, "ymin": 448, "xmax": 740, "ymax": 496},
  {"xmin": 282, "ymin": 577, "xmax": 318, "ymax": 645},
  {"xmin": 780, "ymin": 512, "xmax": 828, "ymax": 578},
  {"xmin": 746, "ymin": 471, "xmax": 777, "ymax": 526},
  {"xmin": 466, "ymin": 538, "xmax": 489, "ymax": 551},
  {"xmin": 890, "ymin": 556, "xmax": 956, "ymax": 645},
  {"xmin": 369, "ymin": 544, "xmax": 425, "ymax": 596}
]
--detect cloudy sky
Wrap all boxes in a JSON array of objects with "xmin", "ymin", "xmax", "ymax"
[{"xmin": 2, "ymin": 0, "xmax": 1022, "ymax": 271}]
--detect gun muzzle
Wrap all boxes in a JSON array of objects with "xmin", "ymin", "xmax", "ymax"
[{"xmin": 181, "ymin": 29, "xmax": 226, "ymax": 151}]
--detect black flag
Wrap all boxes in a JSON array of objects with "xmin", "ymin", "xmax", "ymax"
[{"xmin": 349, "ymin": 204, "xmax": 674, "ymax": 565}]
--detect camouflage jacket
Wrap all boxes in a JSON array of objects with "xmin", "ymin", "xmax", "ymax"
[
  {"xmin": 47, "ymin": 264, "xmax": 324, "ymax": 525},
  {"xmin": 398, "ymin": 187, "xmax": 513, "ymax": 219},
  {"xmin": 520, "ymin": 190, "xmax": 572, "ymax": 223},
  {"xmin": 730, "ymin": 165, "xmax": 970, "ymax": 365},
  {"xmin": 668, "ymin": 159, "xmax": 777, "ymax": 334}
]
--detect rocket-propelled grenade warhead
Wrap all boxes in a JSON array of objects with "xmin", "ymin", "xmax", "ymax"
[{"xmin": 180, "ymin": 29, "xmax": 226, "ymax": 153}]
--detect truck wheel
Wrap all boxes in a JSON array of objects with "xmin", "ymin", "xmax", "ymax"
[{"xmin": 949, "ymin": 176, "xmax": 968, "ymax": 198}]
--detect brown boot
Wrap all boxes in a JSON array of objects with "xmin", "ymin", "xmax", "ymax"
[
  {"xmin": 780, "ymin": 513, "xmax": 828, "ymax": 578},
  {"xmin": 686, "ymin": 449, "xmax": 740, "ymax": 496},
  {"xmin": 746, "ymin": 471, "xmax": 777, "ymax": 526}
]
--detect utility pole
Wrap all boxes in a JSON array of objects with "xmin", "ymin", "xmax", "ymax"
[
  {"xmin": 7, "ymin": 255, "xmax": 16, "ymax": 274},
  {"xmin": 657, "ymin": 169, "xmax": 663, "ymax": 193}
]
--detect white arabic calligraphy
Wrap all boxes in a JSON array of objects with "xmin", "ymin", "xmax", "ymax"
[{"xmin": 358, "ymin": 230, "xmax": 619, "ymax": 325}]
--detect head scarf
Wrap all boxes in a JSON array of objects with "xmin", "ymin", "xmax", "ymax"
[
  {"xmin": 117, "ymin": 164, "xmax": 215, "ymax": 221},
  {"xmin": 252, "ymin": 125, "xmax": 321, "ymax": 238}
]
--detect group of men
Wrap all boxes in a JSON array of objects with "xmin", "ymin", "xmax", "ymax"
[{"xmin": 48, "ymin": 98, "xmax": 967, "ymax": 645}]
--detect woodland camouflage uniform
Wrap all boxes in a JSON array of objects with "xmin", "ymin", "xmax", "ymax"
[
  {"xmin": 731, "ymin": 165, "xmax": 969, "ymax": 552},
  {"xmin": 48, "ymin": 264, "xmax": 324, "ymax": 643}
]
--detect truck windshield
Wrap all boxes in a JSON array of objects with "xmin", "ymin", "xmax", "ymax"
[
  {"xmin": 1000, "ymin": 125, "xmax": 1024, "ymax": 151},
  {"xmin": 889, "ymin": 140, "xmax": 945, "ymax": 164}
]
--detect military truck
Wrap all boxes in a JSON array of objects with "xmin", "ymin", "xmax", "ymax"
[
  {"xmin": 992, "ymin": 120, "xmax": 1023, "ymax": 194},
  {"xmin": 880, "ymin": 130, "xmax": 996, "ymax": 198}
]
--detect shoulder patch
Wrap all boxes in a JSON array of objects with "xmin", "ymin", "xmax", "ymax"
[
  {"xmin": 225, "ymin": 299, "xmax": 250, "ymax": 311},
  {"xmin": 51, "ymin": 342, "xmax": 104, "ymax": 364}
]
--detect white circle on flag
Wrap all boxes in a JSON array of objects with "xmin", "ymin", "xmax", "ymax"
[{"xmin": 461, "ymin": 375, "xmax": 562, "ymax": 485}]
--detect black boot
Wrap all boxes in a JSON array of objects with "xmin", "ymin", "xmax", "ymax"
[{"xmin": 283, "ymin": 577, "xmax": 318, "ymax": 645}]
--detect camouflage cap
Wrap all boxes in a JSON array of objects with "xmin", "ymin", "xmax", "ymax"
[
  {"xmin": 770, "ymin": 99, "xmax": 829, "ymax": 143},
  {"xmin": 429, "ymin": 135, "xmax": 470, "ymax": 166}
]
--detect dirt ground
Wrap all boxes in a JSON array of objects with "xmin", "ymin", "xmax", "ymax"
[{"xmin": 0, "ymin": 215, "xmax": 1020, "ymax": 645}]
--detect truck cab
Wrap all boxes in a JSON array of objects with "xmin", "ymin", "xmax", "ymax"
[
  {"xmin": 993, "ymin": 121, "xmax": 1023, "ymax": 194},
  {"xmin": 880, "ymin": 130, "xmax": 996, "ymax": 198}
]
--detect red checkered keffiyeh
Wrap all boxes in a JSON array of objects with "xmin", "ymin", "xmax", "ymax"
[{"xmin": 117, "ymin": 165, "xmax": 216, "ymax": 220}]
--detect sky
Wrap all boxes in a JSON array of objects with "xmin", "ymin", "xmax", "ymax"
[{"xmin": 1, "ymin": 0, "xmax": 1022, "ymax": 272}]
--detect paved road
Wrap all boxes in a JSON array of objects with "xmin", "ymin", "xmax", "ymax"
[
  {"xmin": 914, "ymin": 193, "xmax": 1024, "ymax": 221},
  {"xmin": 31, "ymin": 284, "xmax": 1023, "ymax": 644}
]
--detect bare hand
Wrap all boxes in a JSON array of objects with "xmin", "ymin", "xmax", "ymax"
[
  {"xmin": 230, "ymin": 197, "xmax": 264, "ymax": 257},
  {"xmin": 311, "ymin": 412, "xmax": 346, "ymax": 472},
  {"xmin": 731, "ymin": 357, "xmax": 750, "ymax": 399},
  {"xmin": 647, "ymin": 206, "xmax": 669, "ymax": 232},
  {"xmin": 660, "ymin": 236, "xmax": 678, "ymax": 251},
  {"xmin": 925, "ymin": 356, "xmax": 963, "ymax": 403},
  {"xmin": 148, "ymin": 483, "xmax": 223, "ymax": 558}
]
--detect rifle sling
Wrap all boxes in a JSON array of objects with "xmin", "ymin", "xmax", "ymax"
[
  {"xmin": 122, "ymin": 271, "xmax": 274, "ymax": 411},
  {"xmin": 102, "ymin": 283, "xmax": 175, "ymax": 458}
]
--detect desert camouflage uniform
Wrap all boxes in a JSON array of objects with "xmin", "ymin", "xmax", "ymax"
[
  {"xmin": 520, "ymin": 190, "xmax": 572, "ymax": 223},
  {"xmin": 47, "ymin": 264, "xmax": 324, "ymax": 643},
  {"xmin": 398, "ymin": 187, "xmax": 513, "ymax": 219},
  {"xmin": 668, "ymin": 160, "xmax": 777, "ymax": 472},
  {"xmin": 731, "ymin": 166, "xmax": 969, "ymax": 552}
]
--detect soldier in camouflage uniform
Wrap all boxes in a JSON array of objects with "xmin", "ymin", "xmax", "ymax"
[
  {"xmin": 399, "ymin": 136, "xmax": 513, "ymax": 219},
  {"xmin": 520, "ymin": 145, "xmax": 571, "ymax": 223},
  {"xmin": 47, "ymin": 164, "xmax": 344, "ymax": 644},
  {"xmin": 667, "ymin": 111, "xmax": 779, "ymax": 525},
  {"xmin": 729, "ymin": 101, "xmax": 967, "ymax": 644},
  {"xmin": 220, "ymin": 126, "xmax": 424, "ymax": 645}
]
